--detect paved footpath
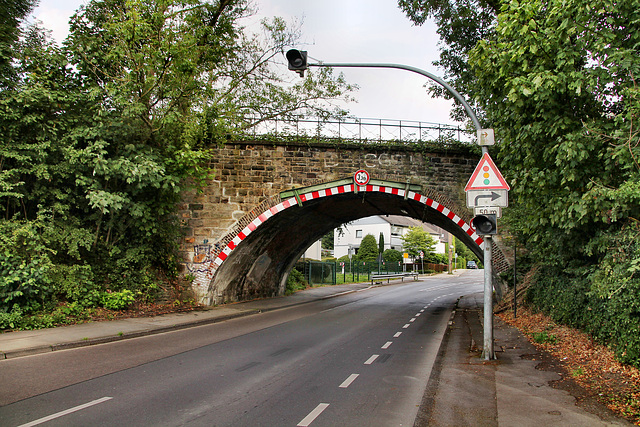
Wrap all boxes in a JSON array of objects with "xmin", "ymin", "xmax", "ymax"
[
  {"xmin": 0, "ymin": 277, "xmax": 633, "ymax": 425},
  {"xmin": 417, "ymin": 293, "xmax": 631, "ymax": 426}
]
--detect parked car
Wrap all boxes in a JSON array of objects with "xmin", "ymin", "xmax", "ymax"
[{"xmin": 466, "ymin": 260, "xmax": 478, "ymax": 269}]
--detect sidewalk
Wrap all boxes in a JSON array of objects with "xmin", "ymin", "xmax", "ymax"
[{"xmin": 417, "ymin": 293, "xmax": 632, "ymax": 426}]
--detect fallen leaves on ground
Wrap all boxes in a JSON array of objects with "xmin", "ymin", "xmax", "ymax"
[{"xmin": 498, "ymin": 307, "xmax": 640, "ymax": 425}]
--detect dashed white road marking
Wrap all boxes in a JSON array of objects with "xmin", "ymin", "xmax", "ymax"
[
  {"xmin": 297, "ymin": 403, "xmax": 330, "ymax": 427},
  {"xmin": 339, "ymin": 374, "xmax": 359, "ymax": 388},
  {"xmin": 402, "ymin": 323, "xmax": 410, "ymax": 329},
  {"xmin": 409, "ymin": 318, "xmax": 416, "ymax": 322},
  {"xmin": 393, "ymin": 332, "xmax": 402, "ymax": 338},
  {"xmin": 364, "ymin": 354, "xmax": 379, "ymax": 365},
  {"xmin": 18, "ymin": 397, "xmax": 113, "ymax": 427},
  {"xmin": 381, "ymin": 341, "xmax": 392, "ymax": 349}
]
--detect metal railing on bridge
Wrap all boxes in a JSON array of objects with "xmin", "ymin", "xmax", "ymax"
[{"xmin": 235, "ymin": 116, "xmax": 474, "ymax": 144}]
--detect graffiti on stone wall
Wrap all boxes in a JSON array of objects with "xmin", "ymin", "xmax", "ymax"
[
  {"xmin": 192, "ymin": 244, "xmax": 211, "ymax": 264},
  {"xmin": 363, "ymin": 153, "xmax": 414, "ymax": 168}
]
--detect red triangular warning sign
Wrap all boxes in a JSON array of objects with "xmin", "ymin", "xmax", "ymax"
[{"xmin": 465, "ymin": 153, "xmax": 510, "ymax": 191}]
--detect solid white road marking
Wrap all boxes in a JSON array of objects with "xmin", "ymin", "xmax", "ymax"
[
  {"xmin": 18, "ymin": 397, "xmax": 113, "ymax": 427},
  {"xmin": 393, "ymin": 332, "xmax": 402, "ymax": 338},
  {"xmin": 381, "ymin": 341, "xmax": 392, "ymax": 349},
  {"xmin": 339, "ymin": 374, "xmax": 359, "ymax": 388},
  {"xmin": 297, "ymin": 403, "xmax": 330, "ymax": 427},
  {"xmin": 364, "ymin": 354, "xmax": 379, "ymax": 365}
]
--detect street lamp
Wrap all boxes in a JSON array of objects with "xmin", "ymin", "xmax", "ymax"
[{"xmin": 285, "ymin": 49, "xmax": 496, "ymax": 359}]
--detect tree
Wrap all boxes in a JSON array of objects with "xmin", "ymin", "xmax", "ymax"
[
  {"xmin": 401, "ymin": 226, "xmax": 436, "ymax": 262},
  {"xmin": 0, "ymin": 0, "xmax": 357, "ymax": 317},
  {"xmin": 321, "ymin": 230, "xmax": 333, "ymax": 250},
  {"xmin": 0, "ymin": 0, "xmax": 37, "ymax": 87},
  {"xmin": 462, "ymin": 0, "xmax": 640, "ymax": 366},
  {"xmin": 382, "ymin": 249, "xmax": 403, "ymax": 264},
  {"xmin": 378, "ymin": 232, "xmax": 385, "ymax": 257},
  {"xmin": 358, "ymin": 234, "xmax": 379, "ymax": 262},
  {"xmin": 469, "ymin": 0, "xmax": 640, "ymax": 261}
]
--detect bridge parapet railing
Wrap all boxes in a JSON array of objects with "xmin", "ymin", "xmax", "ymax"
[{"xmin": 235, "ymin": 116, "xmax": 474, "ymax": 144}]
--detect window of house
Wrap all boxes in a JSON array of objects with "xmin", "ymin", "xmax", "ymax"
[{"xmin": 356, "ymin": 230, "xmax": 363, "ymax": 238}]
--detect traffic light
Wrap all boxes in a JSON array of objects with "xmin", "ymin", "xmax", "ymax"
[
  {"xmin": 286, "ymin": 49, "xmax": 307, "ymax": 77},
  {"xmin": 472, "ymin": 214, "xmax": 497, "ymax": 235}
]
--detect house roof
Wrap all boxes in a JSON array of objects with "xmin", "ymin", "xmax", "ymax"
[{"xmin": 381, "ymin": 215, "xmax": 446, "ymax": 239}]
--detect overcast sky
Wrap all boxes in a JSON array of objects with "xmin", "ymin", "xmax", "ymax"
[{"xmin": 30, "ymin": 0, "xmax": 459, "ymax": 126}]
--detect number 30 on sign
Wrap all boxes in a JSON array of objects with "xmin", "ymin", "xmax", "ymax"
[{"xmin": 354, "ymin": 170, "xmax": 370, "ymax": 186}]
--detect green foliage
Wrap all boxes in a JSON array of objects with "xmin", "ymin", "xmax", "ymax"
[
  {"xmin": 526, "ymin": 260, "xmax": 640, "ymax": 367},
  {"xmin": 532, "ymin": 331, "xmax": 558, "ymax": 344},
  {"xmin": 100, "ymin": 289, "xmax": 135, "ymax": 310},
  {"xmin": 321, "ymin": 231, "xmax": 334, "ymax": 250},
  {"xmin": 401, "ymin": 226, "xmax": 436, "ymax": 261},
  {"xmin": 285, "ymin": 269, "xmax": 307, "ymax": 295},
  {"xmin": 426, "ymin": 252, "xmax": 448, "ymax": 264},
  {"xmin": 437, "ymin": 0, "xmax": 640, "ymax": 366},
  {"xmin": 382, "ymin": 249, "xmax": 403, "ymax": 264},
  {"xmin": 0, "ymin": 0, "xmax": 355, "ymax": 329},
  {"xmin": 357, "ymin": 234, "xmax": 379, "ymax": 262}
]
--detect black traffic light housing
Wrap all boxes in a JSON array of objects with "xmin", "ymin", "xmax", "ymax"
[
  {"xmin": 286, "ymin": 49, "xmax": 308, "ymax": 77},
  {"xmin": 472, "ymin": 214, "xmax": 497, "ymax": 235}
]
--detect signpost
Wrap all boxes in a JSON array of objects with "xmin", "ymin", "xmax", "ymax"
[{"xmin": 465, "ymin": 152, "xmax": 510, "ymax": 360}]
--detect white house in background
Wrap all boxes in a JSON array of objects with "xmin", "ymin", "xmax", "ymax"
[{"xmin": 333, "ymin": 215, "xmax": 448, "ymax": 259}]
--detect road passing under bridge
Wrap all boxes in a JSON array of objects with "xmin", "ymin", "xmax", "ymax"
[{"xmin": 0, "ymin": 272, "xmax": 483, "ymax": 426}]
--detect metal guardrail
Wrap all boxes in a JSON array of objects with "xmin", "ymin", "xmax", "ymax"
[{"xmin": 236, "ymin": 116, "xmax": 473, "ymax": 144}]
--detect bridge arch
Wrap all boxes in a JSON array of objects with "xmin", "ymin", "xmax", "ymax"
[{"xmin": 193, "ymin": 177, "xmax": 493, "ymax": 306}]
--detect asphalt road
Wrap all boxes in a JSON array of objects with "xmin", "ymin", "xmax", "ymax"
[{"xmin": 0, "ymin": 271, "xmax": 483, "ymax": 427}]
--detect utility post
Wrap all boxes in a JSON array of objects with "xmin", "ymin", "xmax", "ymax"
[{"xmin": 284, "ymin": 49, "xmax": 507, "ymax": 360}]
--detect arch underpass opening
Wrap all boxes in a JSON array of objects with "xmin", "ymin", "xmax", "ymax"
[{"xmin": 198, "ymin": 178, "xmax": 486, "ymax": 306}]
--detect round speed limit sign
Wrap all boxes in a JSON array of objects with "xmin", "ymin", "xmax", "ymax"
[{"xmin": 354, "ymin": 169, "xmax": 370, "ymax": 186}]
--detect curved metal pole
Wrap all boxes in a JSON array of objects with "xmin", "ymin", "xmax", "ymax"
[
  {"xmin": 310, "ymin": 62, "xmax": 482, "ymax": 132},
  {"xmin": 310, "ymin": 59, "xmax": 494, "ymax": 360}
]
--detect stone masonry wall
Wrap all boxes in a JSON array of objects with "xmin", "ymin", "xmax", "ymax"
[{"xmin": 178, "ymin": 139, "xmax": 480, "ymax": 271}]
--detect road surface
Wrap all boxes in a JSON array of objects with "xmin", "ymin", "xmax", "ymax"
[{"xmin": 0, "ymin": 271, "xmax": 483, "ymax": 426}]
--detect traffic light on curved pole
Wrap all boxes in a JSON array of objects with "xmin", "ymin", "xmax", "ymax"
[{"xmin": 286, "ymin": 49, "xmax": 307, "ymax": 77}]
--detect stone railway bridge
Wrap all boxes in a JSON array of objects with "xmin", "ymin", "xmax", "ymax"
[{"xmin": 180, "ymin": 139, "xmax": 510, "ymax": 306}]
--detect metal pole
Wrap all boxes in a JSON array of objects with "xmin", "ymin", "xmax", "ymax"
[
  {"xmin": 482, "ymin": 235, "xmax": 494, "ymax": 360},
  {"xmin": 514, "ymin": 239, "xmax": 517, "ymax": 318},
  {"xmin": 309, "ymin": 62, "xmax": 482, "ymax": 132}
]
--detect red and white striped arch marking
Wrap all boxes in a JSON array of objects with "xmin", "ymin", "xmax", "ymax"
[{"xmin": 212, "ymin": 183, "xmax": 483, "ymax": 270}]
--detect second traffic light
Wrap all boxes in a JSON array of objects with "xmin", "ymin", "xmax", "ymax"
[
  {"xmin": 472, "ymin": 214, "xmax": 497, "ymax": 235},
  {"xmin": 286, "ymin": 49, "xmax": 308, "ymax": 77}
]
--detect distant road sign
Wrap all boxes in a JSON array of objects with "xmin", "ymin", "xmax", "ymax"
[
  {"xmin": 465, "ymin": 153, "xmax": 510, "ymax": 191},
  {"xmin": 354, "ymin": 169, "xmax": 370, "ymax": 186},
  {"xmin": 466, "ymin": 189, "xmax": 508, "ymax": 208},
  {"xmin": 474, "ymin": 206, "xmax": 502, "ymax": 218}
]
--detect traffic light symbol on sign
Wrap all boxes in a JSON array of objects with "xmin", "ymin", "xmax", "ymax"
[
  {"xmin": 472, "ymin": 214, "xmax": 497, "ymax": 235},
  {"xmin": 286, "ymin": 49, "xmax": 308, "ymax": 77}
]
